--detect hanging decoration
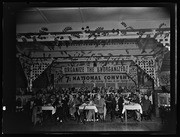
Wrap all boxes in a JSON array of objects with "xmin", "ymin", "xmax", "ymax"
[{"xmin": 62, "ymin": 26, "xmax": 72, "ymax": 32}]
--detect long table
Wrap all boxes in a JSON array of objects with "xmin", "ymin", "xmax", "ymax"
[
  {"xmin": 122, "ymin": 103, "xmax": 142, "ymax": 123},
  {"xmin": 79, "ymin": 104, "xmax": 98, "ymax": 122},
  {"xmin": 79, "ymin": 104, "xmax": 98, "ymax": 113},
  {"xmin": 42, "ymin": 106, "xmax": 56, "ymax": 115}
]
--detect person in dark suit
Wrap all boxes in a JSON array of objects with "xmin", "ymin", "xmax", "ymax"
[
  {"xmin": 34, "ymin": 94, "xmax": 43, "ymax": 106},
  {"xmin": 62, "ymin": 94, "xmax": 69, "ymax": 121},
  {"xmin": 140, "ymin": 94, "xmax": 151, "ymax": 120},
  {"xmin": 53, "ymin": 96, "xmax": 64, "ymax": 123},
  {"xmin": 111, "ymin": 94, "xmax": 124, "ymax": 122}
]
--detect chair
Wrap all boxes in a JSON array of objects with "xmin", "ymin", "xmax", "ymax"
[{"xmin": 32, "ymin": 106, "xmax": 43, "ymax": 126}]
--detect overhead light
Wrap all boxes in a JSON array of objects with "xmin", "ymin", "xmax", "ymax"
[{"xmin": 3, "ymin": 106, "xmax": 6, "ymax": 111}]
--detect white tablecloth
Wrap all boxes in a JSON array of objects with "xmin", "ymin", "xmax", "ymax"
[
  {"xmin": 122, "ymin": 103, "xmax": 143, "ymax": 114},
  {"xmin": 42, "ymin": 106, "xmax": 56, "ymax": 115},
  {"xmin": 79, "ymin": 104, "xmax": 98, "ymax": 113}
]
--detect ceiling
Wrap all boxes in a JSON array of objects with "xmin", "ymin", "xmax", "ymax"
[
  {"xmin": 16, "ymin": 7, "xmax": 170, "ymax": 24},
  {"xmin": 16, "ymin": 7, "xmax": 170, "ymax": 72}
]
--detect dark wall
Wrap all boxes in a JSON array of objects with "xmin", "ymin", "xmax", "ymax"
[
  {"xmin": 32, "ymin": 69, "xmax": 50, "ymax": 88},
  {"xmin": 16, "ymin": 58, "xmax": 27, "ymax": 88}
]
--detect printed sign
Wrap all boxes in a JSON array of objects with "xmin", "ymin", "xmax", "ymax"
[
  {"xmin": 54, "ymin": 73, "xmax": 134, "ymax": 84},
  {"xmin": 62, "ymin": 65, "xmax": 129, "ymax": 74}
]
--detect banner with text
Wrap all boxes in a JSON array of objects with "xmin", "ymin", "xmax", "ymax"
[
  {"xmin": 62, "ymin": 65, "xmax": 129, "ymax": 74},
  {"xmin": 54, "ymin": 73, "xmax": 134, "ymax": 84}
]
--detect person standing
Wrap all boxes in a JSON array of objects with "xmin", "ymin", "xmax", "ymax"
[
  {"xmin": 53, "ymin": 96, "xmax": 63, "ymax": 123},
  {"xmin": 111, "ymin": 94, "xmax": 124, "ymax": 122},
  {"xmin": 94, "ymin": 94, "xmax": 106, "ymax": 121},
  {"xmin": 141, "ymin": 94, "xmax": 151, "ymax": 120},
  {"xmin": 62, "ymin": 94, "xmax": 69, "ymax": 121}
]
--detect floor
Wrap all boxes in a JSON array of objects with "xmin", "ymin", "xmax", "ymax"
[{"xmin": 2, "ymin": 111, "xmax": 176, "ymax": 134}]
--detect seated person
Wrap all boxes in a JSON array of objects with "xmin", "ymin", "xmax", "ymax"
[
  {"xmin": 86, "ymin": 100, "xmax": 96, "ymax": 121},
  {"xmin": 129, "ymin": 92, "xmax": 141, "ymax": 121},
  {"xmin": 32, "ymin": 106, "xmax": 43, "ymax": 125}
]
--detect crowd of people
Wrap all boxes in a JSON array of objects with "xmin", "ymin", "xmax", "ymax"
[{"xmin": 16, "ymin": 86, "xmax": 152, "ymax": 125}]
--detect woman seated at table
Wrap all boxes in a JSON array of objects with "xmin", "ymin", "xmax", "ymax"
[
  {"xmin": 86, "ymin": 99, "xmax": 96, "ymax": 121},
  {"xmin": 68, "ymin": 94, "xmax": 78, "ymax": 119},
  {"xmin": 130, "ymin": 92, "xmax": 141, "ymax": 121}
]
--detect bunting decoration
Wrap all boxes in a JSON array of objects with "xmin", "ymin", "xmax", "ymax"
[
  {"xmin": 95, "ymin": 27, "xmax": 104, "ymax": 32},
  {"xmin": 121, "ymin": 21, "xmax": 134, "ymax": 31},
  {"xmin": 32, "ymin": 36, "xmax": 37, "ymax": 42},
  {"xmin": 158, "ymin": 23, "xmax": 166, "ymax": 29},
  {"xmin": 126, "ymin": 26, "xmax": 134, "ymax": 30},
  {"xmin": 68, "ymin": 36, "xmax": 72, "ymax": 44},
  {"xmin": 54, "ymin": 37, "xmax": 59, "ymax": 46},
  {"xmin": 62, "ymin": 26, "xmax": 72, "ymax": 32},
  {"xmin": 22, "ymin": 37, "xmax": 27, "ymax": 43},
  {"xmin": 84, "ymin": 26, "xmax": 90, "ymax": 33},
  {"xmin": 121, "ymin": 21, "xmax": 127, "ymax": 28},
  {"xmin": 40, "ymin": 27, "xmax": 48, "ymax": 32},
  {"xmin": 87, "ymin": 51, "xmax": 92, "ymax": 54},
  {"xmin": 125, "ymin": 49, "xmax": 129, "ymax": 54},
  {"xmin": 121, "ymin": 30, "xmax": 127, "ymax": 35},
  {"xmin": 71, "ymin": 33, "xmax": 81, "ymax": 38},
  {"xmin": 137, "ymin": 30, "xmax": 145, "ymax": 36}
]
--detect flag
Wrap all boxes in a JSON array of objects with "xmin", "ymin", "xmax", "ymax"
[
  {"xmin": 41, "ymin": 27, "xmax": 48, "ymax": 32},
  {"xmin": 126, "ymin": 26, "xmax": 134, "ymax": 30},
  {"xmin": 88, "ymin": 33, "xmax": 95, "ymax": 39},
  {"xmin": 125, "ymin": 49, "xmax": 129, "ymax": 54},
  {"xmin": 90, "ymin": 53, "xmax": 95, "ymax": 57},
  {"xmin": 97, "ymin": 53, "xmax": 103, "ymax": 56},
  {"xmin": 88, "ymin": 51, "xmax": 92, "ymax": 54},
  {"xmin": 137, "ymin": 30, "xmax": 145, "ymax": 36},
  {"xmin": 141, "ymin": 49, "xmax": 147, "ymax": 54},
  {"xmin": 68, "ymin": 36, "xmax": 72, "ymax": 43},
  {"xmin": 158, "ymin": 23, "xmax": 166, "ymax": 29},
  {"xmin": 71, "ymin": 33, "xmax": 80, "ymax": 38},
  {"xmin": 108, "ymin": 53, "xmax": 113, "ymax": 56},
  {"xmin": 137, "ymin": 39, "xmax": 143, "ymax": 49},
  {"xmin": 121, "ymin": 30, "xmax": 126, "ymax": 35},
  {"xmin": 141, "ymin": 34, "xmax": 150, "ymax": 53},
  {"xmin": 81, "ymin": 51, "xmax": 85, "ymax": 54},
  {"xmin": 32, "ymin": 36, "xmax": 37, "ymax": 42},
  {"xmin": 164, "ymin": 33, "xmax": 170, "ymax": 38},
  {"xmin": 121, "ymin": 22, "xmax": 127, "ymax": 28},
  {"xmin": 54, "ymin": 37, "xmax": 59, "ymax": 46},
  {"xmin": 22, "ymin": 37, "xmax": 27, "ymax": 42},
  {"xmin": 95, "ymin": 27, "xmax": 104, "ymax": 32},
  {"xmin": 62, "ymin": 26, "xmax": 72, "ymax": 32},
  {"xmin": 64, "ymin": 51, "xmax": 67, "ymax": 55}
]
